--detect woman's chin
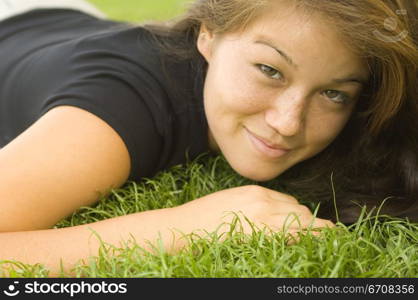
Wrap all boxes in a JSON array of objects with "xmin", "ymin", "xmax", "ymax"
[{"xmin": 236, "ymin": 167, "xmax": 283, "ymax": 182}]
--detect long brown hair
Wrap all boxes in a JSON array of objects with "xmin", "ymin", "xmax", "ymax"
[{"xmin": 142, "ymin": 0, "xmax": 418, "ymax": 223}]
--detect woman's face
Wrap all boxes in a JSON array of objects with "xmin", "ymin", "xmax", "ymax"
[{"xmin": 198, "ymin": 2, "xmax": 369, "ymax": 182}]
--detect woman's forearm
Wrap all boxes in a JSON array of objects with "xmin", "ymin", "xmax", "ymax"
[
  {"xmin": 0, "ymin": 185, "xmax": 334, "ymax": 277},
  {"xmin": 0, "ymin": 207, "xmax": 185, "ymax": 277}
]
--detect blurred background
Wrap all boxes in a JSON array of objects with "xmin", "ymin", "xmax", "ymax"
[{"xmin": 88, "ymin": 0, "xmax": 191, "ymax": 22}]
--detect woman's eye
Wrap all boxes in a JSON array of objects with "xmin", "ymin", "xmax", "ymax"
[
  {"xmin": 322, "ymin": 90, "xmax": 352, "ymax": 105},
  {"xmin": 257, "ymin": 64, "xmax": 283, "ymax": 80}
]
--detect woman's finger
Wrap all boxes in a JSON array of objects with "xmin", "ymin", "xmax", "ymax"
[{"xmin": 280, "ymin": 214, "xmax": 335, "ymax": 229}]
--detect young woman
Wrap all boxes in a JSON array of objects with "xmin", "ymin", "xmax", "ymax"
[{"xmin": 0, "ymin": 0, "xmax": 417, "ymax": 276}]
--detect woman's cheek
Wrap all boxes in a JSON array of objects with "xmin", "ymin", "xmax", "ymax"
[
  {"xmin": 304, "ymin": 114, "xmax": 349, "ymax": 155},
  {"xmin": 223, "ymin": 72, "xmax": 270, "ymax": 113}
]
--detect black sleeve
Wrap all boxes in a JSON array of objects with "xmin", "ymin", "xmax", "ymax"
[{"xmin": 38, "ymin": 35, "xmax": 167, "ymax": 181}]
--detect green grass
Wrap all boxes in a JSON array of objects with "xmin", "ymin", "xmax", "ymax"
[
  {"xmin": 1, "ymin": 1, "xmax": 417, "ymax": 278},
  {"xmin": 2, "ymin": 153, "xmax": 418, "ymax": 278},
  {"xmin": 88, "ymin": 0, "xmax": 191, "ymax": 22}
]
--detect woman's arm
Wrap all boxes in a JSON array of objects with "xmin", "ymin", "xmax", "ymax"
[
  {"xmin": 0, "ymin": 185, "xmax": 334, "ymax": 277},
  {"xmin": 0, "ymin": 105, "xmax": 131, "ymax": 232},
  {"xmin": 0, "ymin": 104, "xmax": 189, "ymax": 276},
  {"xmin": 0, "ymin": 207, "xmax": 182, "ymax": 277}
]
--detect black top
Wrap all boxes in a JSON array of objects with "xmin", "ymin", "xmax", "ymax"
[{"xmin": 0, "ymin": 8, "xmax": 210, "ymax": 181}]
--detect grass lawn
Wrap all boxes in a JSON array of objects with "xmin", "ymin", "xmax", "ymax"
[
  {"xmin": 1, "ymin": 1, "xmax": 417, "ymax": 278},
  {"xmin": 3, "ymin": 153, "xmax": 418, "ymax": 278},
  {"xmin": 88, "ymin": 0, "xmax": 190, "ymax": 22}
]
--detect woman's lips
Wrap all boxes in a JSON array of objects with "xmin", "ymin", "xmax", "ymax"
[{"xmin": 245, "ymin": 128, "xmax": 290, "ymax": 159}]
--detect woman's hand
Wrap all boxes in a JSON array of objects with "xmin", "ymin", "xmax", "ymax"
[{"xmin": 170, "ymin": 185, "xmax": 335, "ymax": 245}]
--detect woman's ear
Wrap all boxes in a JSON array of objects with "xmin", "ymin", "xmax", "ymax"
[{"xmin": 197, "ymin": 24, "xmax": 215, "ymax": 62}]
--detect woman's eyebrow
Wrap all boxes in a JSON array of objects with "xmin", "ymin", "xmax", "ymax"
[
  {"xmin": 331, "ymin": 76, "xmax": 367, "ymax": 85},
  {"xmin": 254, "ymin": 39, "xmax": 299, "ymax": 69},
  {"xmin": 254, "ymin": 39, "xmax": 368, "ymax": 85}
]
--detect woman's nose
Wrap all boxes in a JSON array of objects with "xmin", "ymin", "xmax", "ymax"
[{"xmin": 264, "ymin": 90, "xmax": 307, "ymax": 137}]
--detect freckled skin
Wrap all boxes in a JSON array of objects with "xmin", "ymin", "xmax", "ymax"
[{"xmin": 199, "ymin": 1, "xmax": 370, "ymax": 182}]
